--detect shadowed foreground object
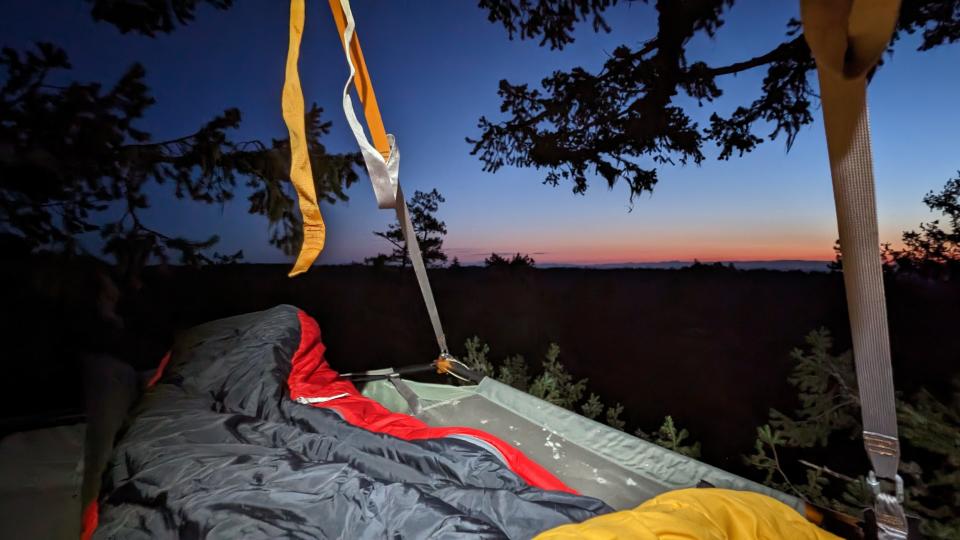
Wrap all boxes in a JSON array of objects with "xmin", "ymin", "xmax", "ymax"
[{"xmin": 0, "ymin": 424, "xmax": 85, "ymax": 538}]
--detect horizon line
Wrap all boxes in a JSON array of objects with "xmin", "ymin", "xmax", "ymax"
[{"xmin": 222, "ymin": 258, "xmax": 835, "ymax": 269}]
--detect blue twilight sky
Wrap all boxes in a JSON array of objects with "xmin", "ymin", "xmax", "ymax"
[{"xmin": 2, "ymin": 1, "xmax": 958, "ymax": 264}]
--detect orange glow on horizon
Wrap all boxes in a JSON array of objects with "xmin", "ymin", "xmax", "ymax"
[
  {"xmin": 456, "ymin": 245, "xmax": 837, "ymax": 265},
  {"xmin": 449, "ymin": 231, "xmax": 909, "ymax": 265}
]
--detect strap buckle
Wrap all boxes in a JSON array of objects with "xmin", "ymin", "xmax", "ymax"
[
  {"xmin": 434, "ymin": 353, "xmax": 454, "ymax": 374},
  {"xmin": 433, "ymin": 353, "xmax": 485, "ymax": 384},
  {"xmin": 866, "ymin": 470, "xmax": 904, "ymax": 504},
  {"xmin": 866, "ymin": 471, "xmax": 909, "ymax": 539}
]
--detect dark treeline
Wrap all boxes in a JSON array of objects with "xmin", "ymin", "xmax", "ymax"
[{"xmin": 4, "ymin": 261, "xmax": 957, "ymax": 466}]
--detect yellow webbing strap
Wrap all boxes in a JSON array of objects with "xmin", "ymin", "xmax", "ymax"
[
  {"xmin": 283, "ymin": 0, "xmax": 325, "ymax": 277},
  {"xmin": 327, "ymin": 0, "xmax": 391, "ymax": 161}
]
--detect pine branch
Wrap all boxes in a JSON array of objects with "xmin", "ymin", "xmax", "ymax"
[
  {"xmin": 700, "ymin": 35, "xmax": 807, "ymax": 77},
  {"xmin": 798, "ymin": 459, "xmax": 857, "ymax": 483}
]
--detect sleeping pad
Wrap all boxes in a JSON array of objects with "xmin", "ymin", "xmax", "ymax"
[{"xmin": 91, "ymin": 305, "xmax": 611, "ymax": 539}]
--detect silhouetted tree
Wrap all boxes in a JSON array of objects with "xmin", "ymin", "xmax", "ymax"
[
  {"xmin": 682, "ymin": 259, "xmax": 735, "ymax": 272},
  {"xmin": 367, "ymin": 189, "xmax": 448, "ymax": 268},
  {"xmin": 829, "ymin": 175, "xmax": 960, "ymax": 278},
  {"xmin": 472, "ymin": 0, "xmax": 960, "ymax": 203},
  {"xmin": 885, "ymin": 174, "xmax": 960, "ymax": 279},
  {"xmin": 484, "ymin": 252, "xmax": 536, "ymax": 267},
  {"xmin": 484, "ymin": 252, "xmax": 507, "ymax": 266},
  {"xmin": 0, "ymin": 7, "xmax": 361, "ymax": 281},
  {"xmin": 365, "ymin": 253, "xmax": 390, "ymax": 269},
  {"xmin": 828, "ymin": 240, "xmax": 843, "ymax": 272},
  {"xmin": 88, "ymin": 0, "xmax": 234, "ymax": 36},
  {"xmin": 484, "ymin": 253, "xmax": 508, "ymax": 266}
]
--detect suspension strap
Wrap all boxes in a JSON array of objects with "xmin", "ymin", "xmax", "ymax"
[
  {"xmin": 328, "ymin": 0, "xmax": 450, "ymax": 356},
  {"xmin": 282, "ymin": 0, "xmax": 326, "ymax": 277},
  {"xmin": 800, "ymin": 1, "xmax": 907, "ymax": 537}
]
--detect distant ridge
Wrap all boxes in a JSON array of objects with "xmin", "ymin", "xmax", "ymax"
[
  {"xmin": 178, "ymin": 260, "xmax": 833, "ymax": 272},
  {"xmin": 537, "ymin": 260, "xmax": 832, "ymax": 272}
]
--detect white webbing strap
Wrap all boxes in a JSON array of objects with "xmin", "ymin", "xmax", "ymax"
[
  {"xmin": 801, "ymin": 1, "xmax": 907, "ymax": 537},
  {"xmin": 396, "ymin": 185, "xmax": 450, "ymax": 354},
  {"xmin": 336, "ymin": 0, "xmax": 449, "ymax": 355},
  {"xmin": 336, "ymin": 0, "xmax": 398, "ymax": 209},
  {"xmin": 819, "ymin": 73, "xmax": 907, "ymax": 538}
]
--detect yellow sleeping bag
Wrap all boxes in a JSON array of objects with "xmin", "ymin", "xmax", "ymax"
[{"xmin": 535, "ymin": 488, "xmax": 841, "ymax": 540}]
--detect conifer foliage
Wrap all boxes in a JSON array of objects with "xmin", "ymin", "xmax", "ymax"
[
  {"xmin": 473, "ymin": 0, "xmax": 960, "ymax": 203},
  {"xmin": 885, "ymin": 175, "xmax": 960, "ymax": 279},
  {"xmin": 458, "ymin": 329, "xmax": 956, "ymax": 535},
  {"xmin": 368, "ymin": 189, "xmax": 448, "ymax": 268},
  {"xmin": 746, "ymin": 329, "xmax": 959, "ymax": 538},
  {"xmin": 0, "ymin": 2, "xmax": 361, "ymax": 277},
  {"xmin": 458, "ymin": 336, "xmax": 702, "ymax": 457}
]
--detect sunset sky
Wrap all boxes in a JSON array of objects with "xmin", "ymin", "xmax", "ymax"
[{"xmin": 4, "ymin": 1, "xmax": 959, "ymax": 265}]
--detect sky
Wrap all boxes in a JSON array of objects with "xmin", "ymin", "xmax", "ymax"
[{"xmin": 2, "ymin": 1, "xmax": 959, "ymax": 265}]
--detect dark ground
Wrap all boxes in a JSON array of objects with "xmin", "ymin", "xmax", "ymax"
[{"xmin": 2, "ymin": 261, "xmax": 958, "ymax": 474}]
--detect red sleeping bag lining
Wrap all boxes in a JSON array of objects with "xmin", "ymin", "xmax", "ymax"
[{"xmin": 288, "ymin": 310, "xmax": 575, "ymax": 494}]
